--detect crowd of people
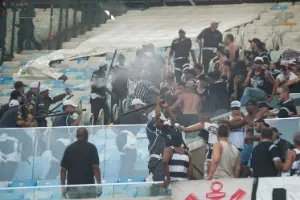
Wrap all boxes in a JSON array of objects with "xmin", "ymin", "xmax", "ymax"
[{"xmin": 1, "ymin": 19, "xmax": 300, "ymax": 198}]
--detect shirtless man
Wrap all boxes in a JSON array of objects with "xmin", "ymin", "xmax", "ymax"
[{"xmin": 170, "ymin": 81, "xmax": 201, "ymax": 127}]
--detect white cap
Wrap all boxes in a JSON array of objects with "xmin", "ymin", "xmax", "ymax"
[
  {"xmin": 131, "ymin": 99, "xmax": 146, "ymax": 106},
  {"xmin": 9, "ymin": 100, "xmax": 20, "ymax": 107},
  {"xmin": 151, "ymin": 111, "xmax": 167, "ymax": 121},
  {"xmin": 63, "ymin": 99, "xmax": 77, "ymax": 107},
  {"xmin": 254, "ymin": 57, "xmax": 264, "ymax": 63},
  {"xmin": 30, "ymin": 82, "xmax": 39, "ymax": 89},
  {"xmin": 39, "ymin": 85, "xmax": 52, "ymax": 93},
  {"xmin": 211, "ymin": 19, "xmax": 220, "ymax": 24},
  {"xmin": 231, "ymin": 100, "xmax": 241, "ymax": 108},
  {"xmin": 144, "ymin": 52, "xmax": 153, "ymax": 58},
  {"xmin": 98, "ymin": 60, "xmax": 108, "ymax": 68}
]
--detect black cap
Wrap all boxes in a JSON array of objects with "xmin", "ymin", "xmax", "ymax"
[
  {"xmin": 245, "ymin": 98, "xmax": 258, "ymax": 106},
  {"xmin": 258, "ymin": 101, "xmax": 273, "ymax": 110},
  {"xmin": 10, "ymin": 90, "xmax": 22, "ymax": 100},
  {"xmin": 248, "ymin": 38, "xmax": 261, "ymax": 44},
  {"xmin": 14, "ymin": 81, "xmax": 27, "ymax": 89},
  {"xmin": 179, "ymin": 29, "xmax": 185, "ymax": 33}
]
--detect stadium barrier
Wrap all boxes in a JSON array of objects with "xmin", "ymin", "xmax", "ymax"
[
  {"xmin": 0, "ymin": 182, "xmax": 171, "ymax": 199},
  {"xmin": 0, "ymin": 125, "xmax": 150, "ymax": 181},
  {"xmin": 172, "ymin": 177, "xmax": 300, "ymax": 200}
]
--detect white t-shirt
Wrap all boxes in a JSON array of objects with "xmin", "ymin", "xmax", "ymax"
[
  {"xmin": 276, "ymin": 72, "xmax": 297, "ymax": 83},
  {"xmin": 204, "ymin": 122, "xmax": 219, "ymax": 145},
  {"xmin": 228, "ymin": 115, "xmax": 246, "ymax": 149}
]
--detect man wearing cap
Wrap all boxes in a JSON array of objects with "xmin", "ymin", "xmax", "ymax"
[
  {"xmin": 90, "ymin": 60, "xmax": 110, "ymax": 125},
  {"xmin": 0, "ymin": 100, "xmax": 36, "ymax": 127},
  {"xmin": 256, "ymin": 42, "xmax": 270, "ymax": 67},
  {"xmin": 35, "ymin": 84, "xmax": 71, "ymax": 127},
  {"xmin": 168, "ymin": 29, "xmax": 197, "ymax": 82},
  {"xmin": 53, "ymin": 100, "xmax": 82, "ymax": 127},
  {"xmin": 25, "ymin": 82, "xmax": 39, "ymax": 102},
  {"xmin": 0, "ymin": 90, "xmax": 22, "ymax": 120},
  {"xmin": 240, "ymin": 57, "xmax": 275, "ymax": 106},
  {"xmin": 114, "ymin": 99, "xmax": 148, "ymax": 125},
  {"xmin": 219, "ymin": 101, "xmax": 246, "ymax": 151},
  {"xmin": 245, "ymin": 38, "xmax": 260, "ymax": 65},
  {"xmin": 197, "ymin": 20, "xmax": 223, "ymax": 74},
  {"xmin": 282, "ymin": 132, "xmax": 300, "ymax": 176}
]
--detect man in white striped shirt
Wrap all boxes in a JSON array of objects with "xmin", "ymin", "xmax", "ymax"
[{"xmin": 162, "ymin": 133, "xmax": 192, "ymax": 188}]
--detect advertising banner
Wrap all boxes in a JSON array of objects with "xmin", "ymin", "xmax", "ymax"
[
  {"xmin": 172, "ymin": 179, "xmax": 254, "ymax": 200},
  {"xmin": 256, "ymin": 177, "xmax": 300, "ymax": 200}
]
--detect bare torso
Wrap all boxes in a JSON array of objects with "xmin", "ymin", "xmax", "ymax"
[{"xmin": 181, "ymin": 91, "xmax": 201, "ymax": 114}]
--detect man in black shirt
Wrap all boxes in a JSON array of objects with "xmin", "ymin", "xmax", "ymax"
[
  {"xmin": 111, "ymin": 53, "xmax": 129, "ymax": 111},
  {"xmin": 277, "ymin": 86, "xmax": 297, "ymax": 118},
  {"xmin": 53, "ymin": 100, "xmax": 82, "ymax": 127},
  {"xmin": 114, "ymin": 99, "xmax": 148, "ymax": 125},
  {"xmin": 90, "ymin": 60, "xmax": 110, "ymax": 124},
  {"xmin": 251, "ymin": 127, "xmax": 282, "ymax": 177},
  {"xmin": 256, "ymin": 42, "xmax": 270, "ymax": 67},
  {"xmin": 168, "ymin": 29, "xmax": 197, "ymax": 82},
  {"xmin": 0, "ymin": 100, "xmax": 36, "ymax": 128},
  {"xmin": 0, "ymin": 90, "xmax": 22, "ymax": 120},
  {"xmin": 17, "ymin": 0, "xmax": 41, "ymax": 54},
  {"xmin": 197, "ymin": 20, "xmax": 223, "ymax": 74},
  {"xmin": 61, "ymin": 128, "xmax": 101, "ymax": 199},
  {"xmin": 245, "ymin": 38, "xmax": 260, "ymax": 65}
]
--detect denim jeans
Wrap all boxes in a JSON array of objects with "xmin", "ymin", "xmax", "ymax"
[{"xmin": 240, "ymin": 87, "xmax": 267, "ymax": 106}]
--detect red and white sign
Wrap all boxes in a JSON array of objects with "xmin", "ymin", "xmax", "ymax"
[{"xmin": 172, "ymin": 179, "xmax": 253, "ymax": 200}]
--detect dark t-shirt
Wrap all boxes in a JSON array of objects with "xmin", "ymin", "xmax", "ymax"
[
  {"xmin": 171, "ymin": 37, "xmax": 192, "ymax": 58},
  {"xmin": 53, "ymin": 112, "xmax": 75, "ymax": 127},
  {"xmin": 112, "ymin": 66, "xmax": 129, "ymax": 98},
  {"xmin": 61, "ymin": 140, "xmax": 99, "ymax": 185},
  {"xmin": 0, "ymin": 107, "xmax": 23, "ymax": 128},
  {"xmin": 91, "ymin": 70, "xmax": 106, "ymax": 96},
  {"xmin": 209, "ymin": 81, "xmax": 229, "ymax": 111},
  {"xmin": 277, "ymin": 99, "xmax": 297, "ymax": 118},
  {"xmin": 114, "ymin": 110, "xmax": 148, "ymax": 125},
  {"xmin": 251, "ymin": 141, "xmax": 280, "ymax": 177},
  {"xmin": 197, "ymin": 27, "xmax": 223, "ymax": 48}
]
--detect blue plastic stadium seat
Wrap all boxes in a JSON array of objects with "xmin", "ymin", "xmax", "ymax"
[
  {"xmin": 71, "ymin": 87, "xmax": 84, "ymax": 91},
  {"xmin": 53, "ymin": 80, "xmax": 64, "ymax": 84},
  {"xmin": 20, "ymin": 61, "xmax": 28, "ymax": 66},
  {"xmin": 0, "ymin": 182, "xmax": 10, "ymax": 193},
  {"xmin": 76, "ymin": 76, "xmax": 89, "ymax": 80},
  {"xmin": 13, "ymin": 157, "xmax": 51, "ymax": 180},
  {"xmin": 24, "ymin": 191, "xmax": 53, "ymax": 200},
  {"xmin": 3, "ymin": 66, "xmax": 13, "ymax": 70},
  {"xmin": 80, "ymin": 96, "xmax": 89, "ymax": 101},
  {"xmin": 59, "ymin": 68, "xmax": 78, "ymax": 73},
  {"xmin": 9, "ymin": 180, "xmax": 37, "ymax": 188},
  {"xmin": 0, "ymin": 192, "xmax": 24, "ymax": 200},
  {"xmin": 44, "ymin": 80, "xmax": 54, "ymax": 84},
  {"xmin": 37, "ymin": 180, "xmax": 60, "ymax": 186}
]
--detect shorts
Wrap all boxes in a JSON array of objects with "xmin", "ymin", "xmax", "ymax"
[{"xmin": 179, "ymin": 114, "xmax": 200, "ymax": 127}]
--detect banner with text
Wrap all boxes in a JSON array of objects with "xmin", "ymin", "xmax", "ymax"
[{"xmin": 172, "ymin": 178, "xmax": 254, "ymax": 200}]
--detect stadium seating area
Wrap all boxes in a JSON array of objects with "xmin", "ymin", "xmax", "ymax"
[
  {"xmin": 4, "ymin": 8, "xmax": 82, "ymax": 54},
  {"xmin": 1, "ymin": 2, "xmax": 300, "ymax": 199}
]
